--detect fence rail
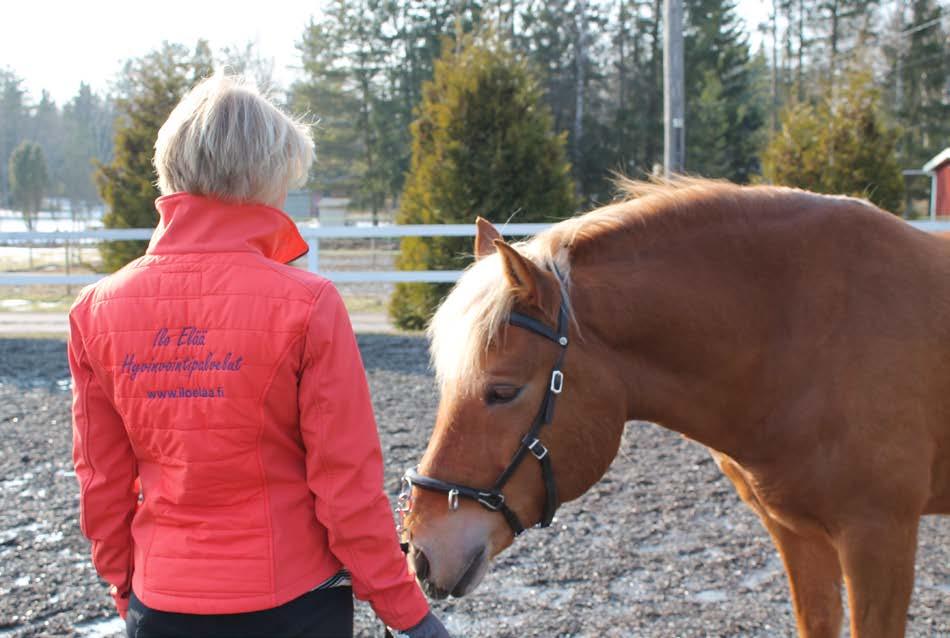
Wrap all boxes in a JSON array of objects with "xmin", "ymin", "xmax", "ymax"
[
  {"xmin": 4, "ymin": 220, "xmax": 950, "ymax": 287},
  {"xmin": 0, "ymin": 223, "xmax": 553, "ymax": 286}
]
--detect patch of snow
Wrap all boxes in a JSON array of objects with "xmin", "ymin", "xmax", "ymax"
[
  {"xmin": 0, "ymin": 521, "xmax": 49, "ymax": 544},
  {"xmin": 35, "ymin": 530, "xmax": 64, "ymax": 544},
  {"xmin": 740, "ymin": 563, "xmax": 781, "ymax": 590},
  {"xmin": 693, "ymin": 589, "xmax": 728, "ymax": 603},
  {"xmin": 74, "ymin": 616, "xmax": 125, "ymax": 638},
  {"xmin": 1, "ymin": 478, "xmax": 27, "ymax": 490}
]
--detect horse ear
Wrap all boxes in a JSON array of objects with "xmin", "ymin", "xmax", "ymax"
[
  {"xmin": 475, "ymin": 217, "xmax": 503, "ymax": 260},
  {"xmin": 493, "ymin": 240, "xmax": 558, "ymax": 316}
]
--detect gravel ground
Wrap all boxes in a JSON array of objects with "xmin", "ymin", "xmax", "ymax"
[{"xmin": 0, "ymin": 335, "xmax": 946, "ymax": 637}]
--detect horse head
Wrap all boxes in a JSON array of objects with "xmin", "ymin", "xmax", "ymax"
[{"xmin": 401, "ymin": 218, "xmax": 627, "ymax": 599}]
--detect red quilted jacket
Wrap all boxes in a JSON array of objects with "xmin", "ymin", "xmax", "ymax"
[{"xmin": 68, "ymin": 193, "xmax": 428, "ymax": 629}]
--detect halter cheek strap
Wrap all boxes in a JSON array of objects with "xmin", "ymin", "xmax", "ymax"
[{"xmin": 402, "ymin": 266, "xmax": 569, "ymax": 537}]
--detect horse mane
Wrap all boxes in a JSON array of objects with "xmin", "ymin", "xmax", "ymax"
[{"xmin": 428, "ymin": 177, "xmax": 876, "ymax": 388}]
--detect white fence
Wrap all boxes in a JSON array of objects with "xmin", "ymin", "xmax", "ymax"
[
  {"xmin": 4, "ymin": 219, "xmax": 950, "ymax": 287},
  {"xmin": 0, "ymin": 223, "xmax": 553, "ymax": 286}
]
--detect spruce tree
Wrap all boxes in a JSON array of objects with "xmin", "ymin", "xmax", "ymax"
[
  {"xmin": 9, "ymin": 141, "xmax": 48, "ymax": 269},
  {"xmin": 684, "ymin": 0, "xmax": 766, "ymax": 182},
  {"xmin": 96, "ymin": 42, "xmax": 213, "ymax": 272},
  {"xmin": 0, "ymin": 70, "xmax": 27, "ymax": 207},
  {"xmin": 761, "ymin": 71, "xmax": 904, "ymax": 213},
  {"xmin": 9, "ymin": 141, "xmax": 48, "ymax": 230},
  {"xmin": 62, "ymin": 83, "xmax": 115, "ymax": 211},
  {"xmin": 390, "ymin": 34, "xmax": 575, "ymax": 330},
  {"xmin": 889, "ymin": 0, "xmax": 950, "ymax": 167}
]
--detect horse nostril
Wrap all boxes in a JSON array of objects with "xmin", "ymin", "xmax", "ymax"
[{"xmin": 408, "ymin": 544, "xmax": 430, "ymax": 581}]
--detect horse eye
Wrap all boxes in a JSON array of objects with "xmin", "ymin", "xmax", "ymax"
[{"xmin": 485, "ymin": 385, "xmax": 522, "ymax": 405}]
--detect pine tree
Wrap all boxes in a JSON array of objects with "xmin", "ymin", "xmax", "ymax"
[
  {"xmin": 390, "ymin": 34, "xmax": 575, "ymax": 329},
  {"xmin": 889, "ymin": 0, "xmax": 950, "ymax": 167},
  {"xmin": 293, "ymin": 1, "xmax": 485, "ymax": 212},
  {"xmin": 9, "ymin": 141, "xmax": 48, "ymax": 230},
  {"xmin": 292, "ymin": 16, "xmax": 364, "ymax": 199},
  {"xmin": 761, "ymin": 71, "xmax": 904, "ymax": 213},
  {"xmin": 808, "ymin": 0, "xmax": 881, "ymax": 79},
  {"xmin": 9, "ymin": 141, "xmax": 48, "ymax": 269},
  {"xmin": 0, "ymin": 69, "xmax": 28, "ymax": 207},
  {"xmin": 62, "ymin": 83, "xmax": 115, "ymax": 211},
  {"xmin": 684, "ymin": 0, "xmax": 766, "ymax": 181},
  {"xmin": 96, "ymin": 42, "xmax": 214, "ymax": 272},
  {"xmin": 30, "ymin": 90, "xmax": 65, "ymax": 201},
  {"xmin": 610, "ymin": 0, "xmax": 664, "ymax": 178}
]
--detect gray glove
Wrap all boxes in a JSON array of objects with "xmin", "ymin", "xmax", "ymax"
[{"xmin": 398, "ymin": 611, "xmax": 451, "ymax": 638}]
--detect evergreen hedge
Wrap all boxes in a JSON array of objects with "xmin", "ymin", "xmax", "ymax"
[{"xmin": 390, "ymin": 36, "xmax": 575, "ymax": 330}]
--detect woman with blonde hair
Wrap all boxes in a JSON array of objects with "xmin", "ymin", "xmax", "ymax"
[{"xmin": 68, "ymin": 72, "xmax": 449, "ymax": 638}]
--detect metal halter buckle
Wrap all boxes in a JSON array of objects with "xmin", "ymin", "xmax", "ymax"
[
  {"xmin": 550, "ymin": 370, "xmax": 564, "ymax": 394},
  {"xmin": 527, "ymin": 438, "xmax": 548, "ymax": 460},
  {"xmin": 395, "ymin": 479, "xmax": 412, "ymax": 536},
  {"xmin": 477, "ymin": 492, "xmax": 504, "ymax": 511},
  {"xmin": 447, "ymin": 488, "xmax": 460, "ymax": 511}
]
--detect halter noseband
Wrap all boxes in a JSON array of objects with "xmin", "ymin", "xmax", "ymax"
[{"xmin": 402, "ymin": 266, "xmax": 569, "ymax": 537}]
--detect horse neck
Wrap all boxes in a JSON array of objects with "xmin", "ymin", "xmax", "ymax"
[{"xmin": 564, "ymin": 210, "xmax": 809, "ymax": 459}]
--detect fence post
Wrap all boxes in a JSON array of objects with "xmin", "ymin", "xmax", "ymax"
[
  {"xmin": 307, "ymin": 238, "xmax": 320, "ymax": 273},
  {"xmin": 65, "ymin": 238, "xmax": 72, "ymax": 296}
]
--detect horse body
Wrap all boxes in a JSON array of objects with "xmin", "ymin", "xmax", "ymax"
[{"xmin": 403, "ymin": 180, "xmax": 950, "ymax": 638}]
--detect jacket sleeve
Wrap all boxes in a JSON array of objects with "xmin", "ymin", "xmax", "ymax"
[
  {"xmin": 299, "ymin": 284, "xmax": 429, "ymax": 631},
  {"xmin": 68, "ymin": 309, "xmax": 137, "ymax": 618}
]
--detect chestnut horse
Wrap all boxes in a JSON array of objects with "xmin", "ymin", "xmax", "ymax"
[{"xmin": 400, "ymin": 179, "xmax": 950, "ymax": 638}]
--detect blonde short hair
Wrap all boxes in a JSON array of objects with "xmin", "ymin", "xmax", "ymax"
[{"xmin": 154, "ymin": 72, "xmax": 314, "ymax": 206}]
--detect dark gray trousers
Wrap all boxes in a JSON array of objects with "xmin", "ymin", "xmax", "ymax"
[{"xmin": 125, "ymin": 586, "xmax": 354, "ymax": 638}]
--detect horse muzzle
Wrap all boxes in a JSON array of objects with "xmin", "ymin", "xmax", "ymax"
[{"xmin": 408, "ymin": 540, "xmax": 490, "ymax": 599}]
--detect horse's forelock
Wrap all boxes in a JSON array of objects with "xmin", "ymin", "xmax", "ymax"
[
  {"xmin": 428, "ymin": 253, "xmax": 512, "ymax": 390},
  {"xmin": 428, "ymin": 239, "xmax": 570, "ymax": 391}
]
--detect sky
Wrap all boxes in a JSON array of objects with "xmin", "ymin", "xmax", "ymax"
[{"xmin": 2, "ymin": 0, "xmax": 772, "ymax": 105}]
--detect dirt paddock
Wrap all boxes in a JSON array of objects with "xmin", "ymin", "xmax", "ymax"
[{"xmin": 0, "ymin": 335, "xmax": 946, "ymax": 637}]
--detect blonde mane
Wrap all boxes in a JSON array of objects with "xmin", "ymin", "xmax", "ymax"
[{"xmin": 427, "ymin": 232, "xmax": 572, "ymax": 390}]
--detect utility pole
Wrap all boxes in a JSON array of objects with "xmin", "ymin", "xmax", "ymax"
[{"xmin": 663, "ymin": 0, "xmax": 684, "ymax": 175}]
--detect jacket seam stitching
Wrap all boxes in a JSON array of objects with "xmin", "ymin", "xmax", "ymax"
[
  {"xmin": 260, "ymin": 258, "xmax": 331, "ymax": 299},
  {"xmin": 89, "ymin": 292, "xmax": 314, "ymax": 308},
  {"xmin": 254, "ymin": 330, "xmax": 309, "ymax": 605}
]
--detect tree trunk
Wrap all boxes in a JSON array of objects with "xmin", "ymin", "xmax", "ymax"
[
  {"xmin": 647, "ymin": 0, "xmax": 663, "ymax": 169},
  {"xmin": 618, "ymin": 0, "xmax": 627, "ymax": 163},
  {"xmin": 829, "ymin": 0, "xmax": 840, "ymax": 79},
  {"xmin": 771, "ymin": 0, "xmax": 779, "ymax": 132},
  {"xmin": 574, "ymin": 0, "xmax": 588, "ymax": 177},
  {"xmin": 797, "ymin": 0, "xmax": 805, "ymax": 101}
]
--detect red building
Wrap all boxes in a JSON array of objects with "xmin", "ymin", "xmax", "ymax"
[{"xmin": 924, "ymin": 148, "xmax": 950, "ymax": 218}]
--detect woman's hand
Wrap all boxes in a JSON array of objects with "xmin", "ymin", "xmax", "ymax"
[
  {"xmin": 397, "ymin": 611, "xmax": 451, "ymax": 638},
  {"xmin": 110, "ymin": 585, "xmax": 129, "ymax": 619}
]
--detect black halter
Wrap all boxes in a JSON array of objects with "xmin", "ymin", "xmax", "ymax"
[{"xmin": 403, "ymin": 268, "xmax": 570, "ymax": 537}]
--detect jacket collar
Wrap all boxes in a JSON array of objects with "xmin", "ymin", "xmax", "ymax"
[{"xmin": 147, "ymin": 193, "xmax": 309, "ymax": 264}]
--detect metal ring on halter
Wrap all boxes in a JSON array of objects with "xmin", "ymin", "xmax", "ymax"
[
  {"xmin": 448, "ymin": 489, "xmax": 459, "ymax": 511},
  {"xmin": 550, "ymin": 370, "xmax": 564, "ymax": 394}
]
